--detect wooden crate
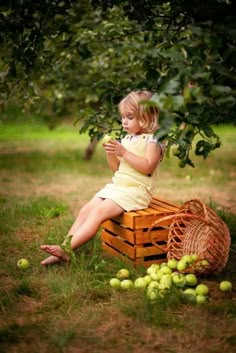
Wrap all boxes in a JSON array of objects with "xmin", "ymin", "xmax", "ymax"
[{"xmin": 101, "ymin": 196, "xmax": 180, "ymax": 267}]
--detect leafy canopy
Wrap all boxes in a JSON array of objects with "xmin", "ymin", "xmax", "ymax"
[{"xmin": 0, "ymin": 0, "xmax": 235, "ymax": 166}]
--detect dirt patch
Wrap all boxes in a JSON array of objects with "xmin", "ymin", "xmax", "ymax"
[
  {"xmin": 63, "ymin": 303, "xmax": 236, "ymax": 353},
  {"xmin": 1, "ymin": 168, "xmax": 236, "ymax": 214},
  {"xmin": 0, "ymin": 170, "xmax": 110, "ymax": 214}
]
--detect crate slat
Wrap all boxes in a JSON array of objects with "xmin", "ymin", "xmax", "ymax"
[
  {"xmin": 101, "ymin": 196, "xmax": 180, "ymax": 267},
  {"xmin": 102, "ymin": 230, "xmax": 135, "ymax": 259},
  {"xmin": 136, "ymin": 244, "xmax": 166, "ymax": 258}
]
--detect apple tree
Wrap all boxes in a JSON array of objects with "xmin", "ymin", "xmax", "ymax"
[
  {"xmin": 85, "ymin": 0, "xmax": 236, "ymax": 166},
  {"xmin": 1, "ymin": 0, "xmax": 236, "ymax": 166}
]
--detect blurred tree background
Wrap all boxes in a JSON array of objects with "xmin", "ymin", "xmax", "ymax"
[{"xmin": 0, "ymin": 0, "xmax": 235, "ymax": 165}]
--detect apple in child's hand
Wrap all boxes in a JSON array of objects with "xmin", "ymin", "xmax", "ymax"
[
  {"xmin": 102, "ymin": 134, "xmax": 114, "ymax": 144},
  {"xmin": 17, "ymin": 258, "xmax": 30, "ymax": 270}
]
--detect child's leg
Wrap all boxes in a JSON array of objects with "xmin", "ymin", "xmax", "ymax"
[
  {"xmin": 66, "ymin": 196, "xmax": 104, "ymax": 239},
  {"xmin": 41, "ymin": 198, "xmax": 124, "ymax": 265},
  {"xmin": 70, "ymin": 198, "xmax": 124, "ymax": 250},
  {"xmin": 40, "ymin": 196, "xmax": 103, "ymax": 265}
]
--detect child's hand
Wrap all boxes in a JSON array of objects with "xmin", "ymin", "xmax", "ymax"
[{"xmin": 103, "ymin": 140, "xmax": 125, "ymax": 157}]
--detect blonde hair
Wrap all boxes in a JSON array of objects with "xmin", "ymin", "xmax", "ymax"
[{"xmin": 118, "ymin": 91, "xmax": 159, "ymax": 133}]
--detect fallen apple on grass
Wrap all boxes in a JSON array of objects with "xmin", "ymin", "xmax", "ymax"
[
  {"xmin": 143, "ymin": 275, "xmax": 152, "ymax": 284},
  {"xmin": 108, "ymin": 258, "xmax": 233, "ymax": 306},
  {"xmin": 181, "ymin": 288, "xmax": 197, "ymax": 303},
  {"xmin": 134, "ymin": 277, "xmax": 148, "ymax": 290},
  {"xmin": 167, "ymin": 258, "xmax": 178, "ymax": 270},
  {"xmin": 219, "ymin": 281, "xmax": 232, "ymax": 292},
  {"xmin": 177, "ymin": 259, "xmax": 188, "ymax": 272},
  {"xmin": 120, "ymin": 279, "xmax": 133, "ymax": 290},
  {"xmin": 17, "ymin": 258, "xmax": 30, "ymax": 270},
  {"xmin": 172, "ymin": 273, "xmax": 186, "ymax": 288},
  {"xmin": 196, "ymin": 294, "xmax": 208, "ymax": 304},
  {"xmin": 195, "ymin": 284, "xmax": 209, "ymax": 296},
  {"xmin": 116, "ymin": 268, "xmax": 130, "ymax": 280},
  {"xmin": 160, "ymin": 265, "xmax": 172, "ymax": 275},
  {"xmin": 185, "ymin": 273, "xmax": 198, "ymax": 287},
  {"xmin": 110, "ymin": 278, "xmax": 121, "ymax": 289},
  {"xmin": 146, "ymin": 288, "xmax": 159, "ymax": 302},
  {"xmin": 181, "ymin": 254, "xmax": 194, "ymax": 265},
  {"xmin": 146, "ymin": 263, "xmax": 160, "ymax": 275}
]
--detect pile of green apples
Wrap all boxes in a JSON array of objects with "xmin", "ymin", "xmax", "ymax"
[{"xmin": 109, "ymin": 255, "xmax": 233, "ymax": 305}]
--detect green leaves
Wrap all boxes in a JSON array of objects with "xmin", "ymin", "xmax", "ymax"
[{"xmin": 1, "ymin": 0, "xmax": 236, "ymax": 166}]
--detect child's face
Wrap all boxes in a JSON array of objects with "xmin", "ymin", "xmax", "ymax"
[{"xmin": 121, "ymin": 115, "xmax": 142, "ymax": 135}]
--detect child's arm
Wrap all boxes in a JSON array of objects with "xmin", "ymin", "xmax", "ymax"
[
  {"xmin": 105, "ymin": 140, "xmax": 161, "ymax": 175},
  {"xmin": 103, "ymin": 143, "xmax": 120, "ymax": 172}
]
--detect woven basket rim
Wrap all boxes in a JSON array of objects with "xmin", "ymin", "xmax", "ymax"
[{"xmin": 148, "ymin": 198, "xmax": 231, "ymax": 274}]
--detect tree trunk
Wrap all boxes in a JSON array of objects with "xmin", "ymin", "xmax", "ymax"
[{"xmin": 83, "ymin": 137, "xmax": 98, "ymax": 160}]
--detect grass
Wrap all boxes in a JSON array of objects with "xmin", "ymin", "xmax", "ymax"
[{"xmin": 0, "ymin": 119, "xmax": 236, "ymax": 353}]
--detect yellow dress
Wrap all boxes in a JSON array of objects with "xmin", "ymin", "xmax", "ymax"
[{"xmin": 96, "ymin": 133, "xmax": 164, "ymax": 211}]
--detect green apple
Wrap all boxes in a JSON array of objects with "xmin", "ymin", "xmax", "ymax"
[
  {"xmin": 200, "ymin": 259, "xmax": 209, "ymax": 267},
  {"xmin": 109, "ymin": 278, "xmax": 121, "ymax": 289},
  {"xmin": 178, "ymin": 160, "xmax": 186, "ymax": 168},
  {"xmin": 120, "ymin": 279, "xmax": 133, "ymax": 290},
  {"xmin": 181, "ymin": 288, "xmax": 197, "ymax": 303},
  {"xmin": 102, "ymin": 134, "xmax": 114, "ymax": 144},
  {"xmin": 185, "ymin": 273, "xmax": 198, "ymax": 287},
  {"xmin": 147, "ymin": 281, "xmax": 159, "ymax": 291},
  {"xmin": 196, "ymin": 259, "xmax": 209, "ymax": 271},
  {"xmin": 172, "ymin": 273, "xmax": 186, "ymax": 288},
  {"xmin": 116, "ymin": 268, "xmax": 130, "ymax": 280},
  {"xmin": 158, "ymin": 289, "xmax": 168, "ymax": 298},
  {"xmin": 159, "ymin": 277, "xmax": 172, "ymax": 290},
  {"xmin": 172, "ymin": 146, "xmax": 181, "ymax": 157},
  {"xmin": 146, "ymin": 263, "xmax": 160, "ymax": 275},
  {"xmin": 177, "ymin": 259, "xmax": 188, "ymax": 272},
  {"xmin": 183, "ymin": 288, "xmax": 196, "ymax": 296},
  {"xmin": 143, "ymin": 275, "xmax": 152, "ymax": 284},
  {"xmin": 181, "ymin": 254, "xmax": 194, "ymax": 265},
  {"xmin": 147, "ymin": 288, "xmax": 159, "ymax": 302},
  {"xmin": 150, "ymin": 270, "xmax": 161, "ymax": 281},
  {"xmin": 167, "ymin": 258, "xmax": 178, "ymax": 270},
  {"xmin": 151, "ymin": 270, "xmax": 165, "ymax": 282},
  {"xmin": 17, "ymin": 258, "xmax": 30, "ymax": 270},
  {"xmin": 195, "ymin": 284, "xmax": 209, "ymax": 296},
  {"xmin": 196, "ymin": 294, "xmax": 207, "ymax": 304},
  {"xmin": 219, "ymin": 281, "xmax": 232, "ymax": 292},
  {"xmin": 134, "ymin": 277, "xmax": 148, "ymax": 290},
  {"xmin": 160, "ymin": 274, "xmax": 172, "ymax": 282},
  {"xmin": 160, "ymin": 266, "xmax": 172, "ymax": 275},
  {"xmin": 191, "ymin": 254, "xmax": 198, "ymax": 262}
]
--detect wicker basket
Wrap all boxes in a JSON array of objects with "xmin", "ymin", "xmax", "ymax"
[{"xmin": 148, "ymin": 199, "xmax": 231, "ymax": 275}]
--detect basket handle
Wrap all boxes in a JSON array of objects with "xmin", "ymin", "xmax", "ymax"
[
  {"xmin": 179, "ymin": 199, "xmax": 209, "ymax": 219},
  {"xmin": 148, "ymin": 213, "xmax": 213, "ymax": 252}
]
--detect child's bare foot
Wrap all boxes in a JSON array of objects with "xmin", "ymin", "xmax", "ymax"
[
  {"xmin": 40, "ymin": 255, "xmax": 61, "ymax": 266},
  {"xmin": 40, "ymin": 245, "xmax": 70, "ymax": 264}
]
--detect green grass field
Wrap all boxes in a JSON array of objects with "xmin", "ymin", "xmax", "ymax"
[{"xmin": 0, "ymin": 120, "xmax": 236, "ymax": 353}]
